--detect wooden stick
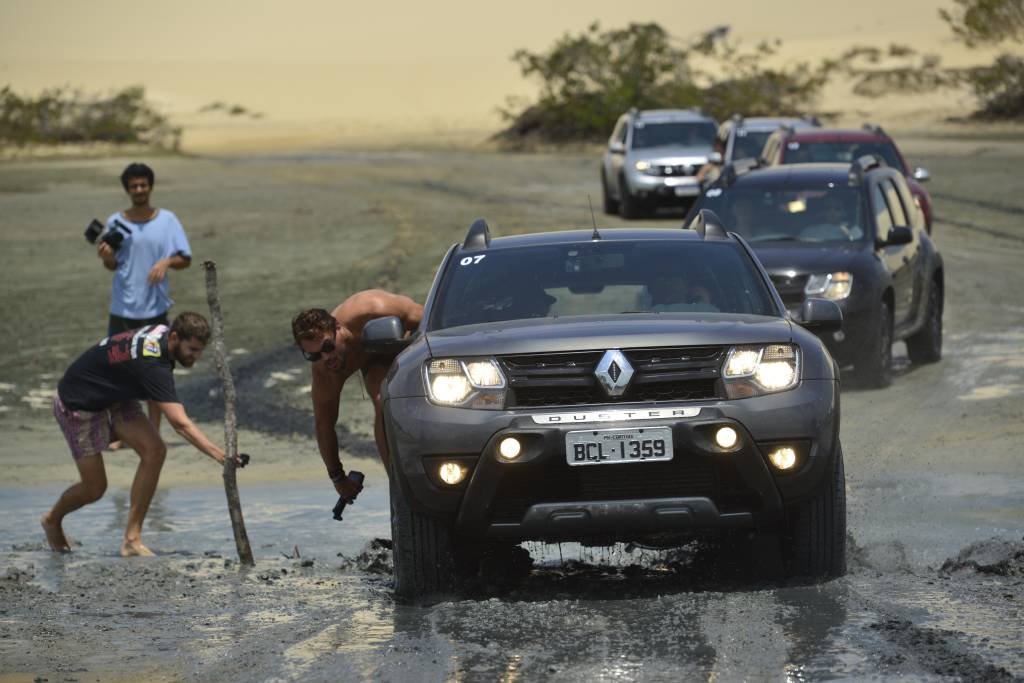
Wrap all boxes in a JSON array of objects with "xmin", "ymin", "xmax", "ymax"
[{"xmin": 202, "ymin": 260, "xmax": 255, "ymax": 566}]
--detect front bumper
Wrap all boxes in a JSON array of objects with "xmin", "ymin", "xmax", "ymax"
[
  {"xmin": 385, "ymin": 379, "xmax": 839, "ymax": 542},
  {"xmin": 626, "ymin": 171, "xmax": 702, "ymax": 200}
]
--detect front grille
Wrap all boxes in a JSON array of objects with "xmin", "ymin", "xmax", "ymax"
[
  {"xmin": 502, "ymin": 347, "xmax": 724, "ymax": 408},
  {"xmin": 489, "ymin": 453, "xmax": 717, "ymax": 523},
  {"xmin": 648, "ymin": 164, "xmax": 699, "ymax": 177},
  {"xmin": 769, "ymin": 273, "xmax": 808, "ymax": 308}
]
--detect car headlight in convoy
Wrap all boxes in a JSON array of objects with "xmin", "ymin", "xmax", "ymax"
[
  {"xmin": 425, "ymin": 358, "xmax": 506, "ymax": 409},
  {"xmin": 635, "ymin": 160, "xmax": 651, "ymax": 172},
  {"xmin": 804, "ymin": 272, "xmax": 852, "ymax": 300},
  {"xmin": 723, "ymin": 344, "xmax": 800, "ymax": 398}
]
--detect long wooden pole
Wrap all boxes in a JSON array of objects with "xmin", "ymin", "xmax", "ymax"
[{"xmin": 202, "ymin": 260, "xmax": 255, "ymax": 566}]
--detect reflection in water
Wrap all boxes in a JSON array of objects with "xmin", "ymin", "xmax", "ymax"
[{"xmin": 107, "ymin": 488, "xmax": 174, "ymax": 533}]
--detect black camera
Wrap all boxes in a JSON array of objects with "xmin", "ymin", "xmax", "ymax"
[{"xmin": 84, "ymin": 218, "xmax": 132, "ymax": 251}]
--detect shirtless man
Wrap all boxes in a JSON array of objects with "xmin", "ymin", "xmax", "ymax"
[{"xmin": 291, "ymin": 290, "xmax": 423, "ymax": 501}]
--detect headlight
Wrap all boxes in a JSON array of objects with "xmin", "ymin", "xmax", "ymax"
[
  {"xmin": 634, "ymin": 160, "xmax": 651, "ymax": 172},
  {"xmin": 804, "ymin": 272, "xmax": 852, "ymax": 300},
  {"xmin": 722, "ymin": 344, "xmax": 800, "ymax": 398},
  {"xmin": 425, "ymin": 358, "xmax": 506, "ymax": 409}
]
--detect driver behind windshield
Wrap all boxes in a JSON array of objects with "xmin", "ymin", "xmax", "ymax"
[{"xmin": 801, "ymin": 193, "xmax": 863, "ymax": 241}]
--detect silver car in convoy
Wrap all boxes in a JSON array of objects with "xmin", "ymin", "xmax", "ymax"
[{"xmin": 601, "ymin": 109, "xmax": 718, "ymax": 219}]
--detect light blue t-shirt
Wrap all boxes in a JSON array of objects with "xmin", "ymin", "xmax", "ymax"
[{"xmin": 105, "ymin": 209, "xmax": 192, "ymax": 319}]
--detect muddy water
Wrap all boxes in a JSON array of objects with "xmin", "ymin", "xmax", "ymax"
[{"xmin": 2, "ymin": 144, "xmax": 1024, "ymax": 680}]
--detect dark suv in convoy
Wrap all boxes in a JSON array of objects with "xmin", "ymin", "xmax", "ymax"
[
  {"xmin": 686, "ymin": 157, "xmax": 944, "ymax": 386},
  {"xmin": 759, "ymin": 124, "xmax": 934, "ymax": 233},
  {"xmin": 364, "ymin": 216, "xmax": 847, "ymax": 599}
]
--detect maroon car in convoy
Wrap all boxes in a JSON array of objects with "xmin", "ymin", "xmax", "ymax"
[{"xmin": 759, "ymin": 125, "xmax": 934, "ymax": 233}]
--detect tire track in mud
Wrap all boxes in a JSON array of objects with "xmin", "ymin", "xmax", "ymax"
[
  {"xmin": 934, "ymin": 216, "xmax": 1024, "ymax": 243},
  {"xmin": 930, "ymin": 191, "xmax": 1024, "ymax": 218},
  {"xmin": 177, "ymin": 345, "xmax": 378, "ymax": 457},
  {"xmin": 847, "ymin": 536, "xmax": 1024, "ymax": 681}
]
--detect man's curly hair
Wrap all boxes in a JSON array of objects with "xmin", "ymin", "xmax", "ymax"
[
  {"xmin": 292, "ymin": 308, "xmax": 337, "ymax": 344},
  {"xmin": 171, "ymin": 311, "xmax": 211, "ymax": 344}
]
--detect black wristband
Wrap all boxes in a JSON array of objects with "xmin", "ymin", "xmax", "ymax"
[{"xmin": 327, "ymin": 467, "xmax": 345, "ymax": 484}]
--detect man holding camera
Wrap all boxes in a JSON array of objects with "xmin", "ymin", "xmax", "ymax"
[
  {"xmin": 98, "ymin": 163, "xmax": 191, "ymax": 436},
  {"xmin": 43, "ymin": 312, "xmax": 240, "ymax": 556}
]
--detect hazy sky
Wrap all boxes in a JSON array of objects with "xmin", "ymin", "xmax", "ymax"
[{"xmin": 0, "ymin": 1, "xmax": 979, "ymax": 145}]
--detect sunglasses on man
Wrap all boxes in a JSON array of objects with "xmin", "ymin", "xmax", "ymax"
[{"xmin": 301, "ymin": 338, "xmax": 336, "ymax": 362}]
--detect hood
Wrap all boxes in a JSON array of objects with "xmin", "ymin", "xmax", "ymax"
[
  {"xmin": 750, "ymin": 242, "xmax": 866, "ymax": 276},
  {"xmin": 426, "ymin": 314, "xmax": 792, "ymax": 357}
]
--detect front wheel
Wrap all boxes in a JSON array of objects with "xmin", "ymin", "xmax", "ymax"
[
  {"xmin": 601, "ymin": 169, "xmax": 618, "ymax": 215},
  {"xmin": 782, "ymin": 444, "xmax": 847, "ymax": 580},
  {"xmin": 618, "ymin": 175, "xmax": 642, "ymax": 219},
  {"xmin": 859, "ymin": 299, "xmax": 893, "ymax": 388},
  {"xmin": 906, "ymin": 283, "xmax": 942, "ymax": 365},
  {"xmin": 389, "ymin": 471, "xmax": 456, "ymax": 600}
]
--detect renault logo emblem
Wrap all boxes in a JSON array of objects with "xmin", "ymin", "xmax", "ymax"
[{"xmin": 595, "ymin": 349, "xmax": 634, "ymax": 397}]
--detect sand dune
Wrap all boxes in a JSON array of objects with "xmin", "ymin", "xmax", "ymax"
[{"xmin": 0, "ymin": 0, "xmax": 1007, "ymax": 151}]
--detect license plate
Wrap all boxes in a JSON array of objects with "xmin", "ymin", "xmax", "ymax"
[
  {"xmin": 674, "ymin": 186, "xmax": 696, "ymax": 197},
  {"xmin": 566, "ymin": 427, "xmax": 673, "ymax": 466}
]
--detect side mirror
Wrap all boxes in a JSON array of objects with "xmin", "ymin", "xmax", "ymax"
[
  {"xmin": 881, "ymin": 226, "xmax": 913, "ymax": 246},
  {"xmin": 609, "ymin": 141, "xmax": 625, "ymax": 154},
  {"xmin": 362, "ymin": 316, "xmax": 411, "ymax": 355},
  {"xmin": 912, "ymin": 167, "xmax": 930, "ymax": 183},
  {"xmin": 708, "ymin": 151, "xmax": 723, "ymax": 165},
  {"xmin": 798, "ymin": 298, "xmax": 843, "ymax": 334}
]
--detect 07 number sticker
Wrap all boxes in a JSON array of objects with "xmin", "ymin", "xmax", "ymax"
[{"xmin": 459, "ymin": 255, "xmax": 486, "ymax": 266}]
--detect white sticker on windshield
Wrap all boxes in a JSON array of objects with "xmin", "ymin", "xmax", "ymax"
[
  {"xmin": 706, "ymin": 188, "xmax": 723, "ymax": 197},
  {"xmin": 787, "ymin": 142, "xmax": 800, "ymax": 150},
  {"xmin": 459, "ymin": 255, "xmax": 486, "ymax": 266}
]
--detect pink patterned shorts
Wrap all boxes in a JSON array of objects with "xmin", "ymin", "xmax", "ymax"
[{"xmin": 53, "ymin": 394, "xmax": 144, "ymax": 460}]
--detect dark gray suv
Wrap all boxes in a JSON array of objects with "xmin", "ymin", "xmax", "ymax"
[{"xmin": 365, "ymin": 215, "xmax": 846, "ymax": 599}]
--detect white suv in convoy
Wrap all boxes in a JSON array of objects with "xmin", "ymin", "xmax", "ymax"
[{"xmin": 601, "ymin": 109, "xmax": 718, "ymax": 219}]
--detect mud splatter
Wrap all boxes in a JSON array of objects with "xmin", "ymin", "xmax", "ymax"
[{"xmin": 940, "ymin": 537, "xmax": 1024, "ymax": 578}]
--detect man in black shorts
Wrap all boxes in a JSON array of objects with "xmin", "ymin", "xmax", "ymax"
[{"xmin": 43, "ymin": 312, "xmax": 239, "ymax": 556}]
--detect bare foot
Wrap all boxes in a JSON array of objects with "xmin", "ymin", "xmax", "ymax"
[
  {"xmin": 120, "ymin": 539, "xmax": 155, "ymax": 557},
  {"xmin": 107, "ymin": 440, "xmax": 124, "ymax": 451},
  {"xmin": 41, "ymin": 513, "xmax": 71, "ymax": 552}
]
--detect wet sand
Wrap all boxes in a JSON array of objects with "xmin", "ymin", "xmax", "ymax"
[{"xmin": 1, "ymin": 135, "xmax": 1023, "ymax": 680}]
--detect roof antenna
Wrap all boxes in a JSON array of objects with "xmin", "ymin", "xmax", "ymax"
[{"xmin": 587, "ymin": 195, "xmax": 602, "ymax": 240}]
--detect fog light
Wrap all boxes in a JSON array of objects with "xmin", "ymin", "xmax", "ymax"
[
  {"xmin": 438, "ymin": 462, "xmax": 467, "ymax": 485},
  {"xmin": 768, "ymin": 446, "xmax": 797, "ymax": 471},
  {"xmin": 498, "ymin": 437, "xmax": 522, "ymax": 460},
  {"xmin": 833, "ymin": 330, "xmax": 845, "ymax": 342},
  {"xmin": 714, "ymin": 426, "xmax": 738, "ymax": 450}
]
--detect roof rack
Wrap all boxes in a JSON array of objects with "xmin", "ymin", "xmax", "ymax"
[
  {"xmin": 862, "ymin": 122, "xmax": 888, "ymax": 137},
  {"xmin": 848, "ymin": 154, "xmax": 886, "ymax": 184},
  {"xmin": 463, "ymin": 218, "xmax": 491, "ymax": 250},
  {"xmin": 686, "ymin": 209, "xmax": 730, "ymax": 239}
]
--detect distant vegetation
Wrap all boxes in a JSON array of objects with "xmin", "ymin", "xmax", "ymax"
[
  {"xmin": 199, "ymin": 101, "xmax": 265, "ymax": 119},
  {"xmin": 498, "ymin": 1, "xmax": 1024, "ymax": 145},
  {"xmin": 843, "ymin": 0, "xmax": 1024, "ymax": 121},
  {"xmin": 495, "ymin": 23, "xmax": 833, "ymax": 145},
  {"xmin": 0, "ymin": 85, "xmax": 181, "ymax": 149}
]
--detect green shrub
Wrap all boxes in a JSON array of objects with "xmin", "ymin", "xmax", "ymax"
[
  {"xmin": 0, "ymin": 85, "xmax": 181, "ymax": 149},
  {"xmin": 495, "ymin": 23, "xmax": 833, "ymax": 145}
]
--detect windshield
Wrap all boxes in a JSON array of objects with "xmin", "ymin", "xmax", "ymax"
[
  {"xmin": 430, "ymin": 241, "xmax": 777, "ymax": 330},
  {"xmin": 731, "ymin": 130, "xmax": 772, "ymax": 160},
  {"xmin": 696, "ymin": 186, "xmax": 866, "ymax": 244},
  {"xmin": 632, "ymin": 121, "xmax": 716, "ymax": 150},
  {"xmin": 782, "ymin": 141, "xmax": 905, "ymax": 172}
]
